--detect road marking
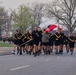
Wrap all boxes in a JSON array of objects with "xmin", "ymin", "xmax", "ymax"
[
  {"xmin": 10, "ymin": 65, "xmax": 30, "ymax": 71},
  {"xmin": 45, "ymin": 59, "xmax": 51, "ymax": 62}
]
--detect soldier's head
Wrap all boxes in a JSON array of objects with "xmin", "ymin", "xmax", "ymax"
[
  {"xmin": 34, "ymin": 27, "xmax": 38, "ymax": 31},
  {"xmin": 18, "ymin": 29, "xmax": 23, "ymax": 33},
  {"xmin": 16, "ymin": 30, "xmax": 18, "ymax": 34},
  {"xmin": 28, "ymin": 29, "xmax": 32, "ymax": 34},
  {"xmin": 60, "ymin": 28, "xmax": 63, "ymax": 33},
  {"xmin": 38, "ymin": 27, "xmax": 41, "ymax": 31}
]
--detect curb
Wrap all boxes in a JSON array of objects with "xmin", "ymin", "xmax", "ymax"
[
  {"xmin": 0, "ymin": 47, "xmax": 14, "ymax": 56},
  {"xmin": 0, "ymin": 51, "xmax": 13, "ymax": 56}
]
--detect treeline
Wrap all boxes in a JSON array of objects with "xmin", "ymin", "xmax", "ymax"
[{"xmin": 0, "ymin": 0, "xmax": 76, "ymax": 39}]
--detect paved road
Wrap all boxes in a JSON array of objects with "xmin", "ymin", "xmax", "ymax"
[{"xmin": 0, "ymin": 51, "xmax": 76, "ymax": 75}]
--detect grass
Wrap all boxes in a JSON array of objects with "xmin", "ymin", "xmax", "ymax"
[
  {"xmin": 0, "ymin": 41, "xmax": 13, "ymax": 47},
  {"xmin": 0, "ymin": 41, "xmax": 76, "ymax": 48}
]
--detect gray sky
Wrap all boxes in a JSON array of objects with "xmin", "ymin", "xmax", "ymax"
[{"xmin": 1, "ymin": 0, "xmax": 53, "ymax": 10}]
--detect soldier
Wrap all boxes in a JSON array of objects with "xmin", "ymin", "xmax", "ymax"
[
  {"xmin": 49, "ymin": 33, "xmax": 54, "ymax": 54},
  {"xmin": 59, "ymin": 29, "xmax": 65, "ymax": 54},
  {"xmin": 12, "ymin": 30, "xmax": 19, "ymax": 54},
  {"xmin": 20, "ymin": 30, "xmax": 26, "ymax": 53},
  {"xmin": 32, "ymin": 27, "xmax": 39, "ymax": 57},
  {"xmin": 22, "ymin": 31, "xmax": 29, "ymax": 54},
  {"xmin": 27, "ymin": 29, "xmax": 33, "ymax": 55},
  {"xmin": 17, "ymin": 30, "xmax": 24, "ymax": 55},
  {"xmin": 64, "ymin": 35, "xmax": 69, "ymax": 53},
  {"xmin": 42, "ymin": 31, "xmax": 49, "ymax": 55},
  {"xmin": 54, "ymin": 27, "xmax": 62, "ymax": 55},
  {"xmin": 68, "ymin": 33, "xmax": 75, "ymax": 55},
  {"xmin": 37, "ymin": 27, "xmax": 42, "ymax": 56}
]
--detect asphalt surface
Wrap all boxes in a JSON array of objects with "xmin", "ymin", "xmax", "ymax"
[{"xmin": 0, "ymin": 50, "xmax": 76, "ymax": 75}]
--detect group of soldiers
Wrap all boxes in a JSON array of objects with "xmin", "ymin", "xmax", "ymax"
[{"xmin": 12, "ymin": 27, "xmax": 76, "ymax": 57}]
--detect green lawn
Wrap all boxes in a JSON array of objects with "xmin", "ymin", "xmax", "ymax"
[
  {"xmin": 0, "ymin": 42, "xmax": 13, "ymax": 47},
  {"xmin": 0, "ymin": 41, "xmax": 76, "ymax": 48}
]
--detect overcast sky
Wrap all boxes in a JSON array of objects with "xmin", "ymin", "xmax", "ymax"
[{"xmin": 1, "ymin": 0, "xmax": 53, "ymax": 10}]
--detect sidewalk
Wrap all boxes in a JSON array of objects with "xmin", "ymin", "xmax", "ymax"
[{"xmin": 0, "ymin": 47, "xmax": 14, "ymax": 56}]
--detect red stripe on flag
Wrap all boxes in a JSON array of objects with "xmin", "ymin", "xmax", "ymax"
[
  {"xmin": 44, "ymin": 24, "xmax": 57, "ymax": 32},
  {"xmin": 48, "ymin": 24, "xmax": 57, "ymax": 31}
]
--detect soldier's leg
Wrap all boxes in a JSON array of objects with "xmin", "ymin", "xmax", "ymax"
[
  {"xmin": 25, "ymin": 44, "xmax": 29, "ymax": 54},
  {"xmin": 48, "ymin": 45, "xmax": 51, "ymax": 54},
  {"xmin": 70, "ymin": 48, "xmax": 74, "ymax": 55},
  {"xmin": 44, "ymin": 46, "xmax": 47, "ymax": 55},
  {"xmin": 37, "ymin": 42, "xmax": 41, "ymax": 56},
  {"xmin": 33, "ymin": 44, "xmax": 37, "ymax": 57},
  {"xmin": 22, "ymin": 46, "xmax": 25, "ymax": 53},
  {"xmin": 58, "ymin": 45, "xmax": 61, "ymax": 55},
  {"xmin": 55, "ymin": 46, "xmax": 58, "ymax": 55},
  {"xmin": 20, "ymin": 46, "xmax": 22, "ymax": 55},
  {"xmin": 17, "ymin": 46, "xmax": 19, "ymax": 54},
  {"xmin": 66, "ymin": 44, "xmax": 69, "ymax": 53},
  {"xmin": 47, "ymin": 45, "xmax": 51, "ymax": 55},
  {"xmin": 28, "ymin": 45, "xmax": 31, "ymax": 55},
  {"xmin": 13, "ymin": 44, "xmax": 17, "ymax": 54},
  {"xmin": 59, "ymin": 44, "xmax": 63, "ymax": 54}
]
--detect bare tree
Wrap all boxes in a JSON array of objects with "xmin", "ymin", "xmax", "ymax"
[
  {"xmin": 30, "ymin": 2, "xmax": 45, "ymax": 29},
  {"xmin": 46, "ymin": 0, "xmax": 76, "ymax": 34}
]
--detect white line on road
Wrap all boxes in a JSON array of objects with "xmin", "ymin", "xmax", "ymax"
[{"xmin": 10, "ymin": 65, "xmax": 30, "ymax": 71}]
